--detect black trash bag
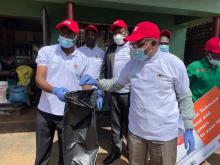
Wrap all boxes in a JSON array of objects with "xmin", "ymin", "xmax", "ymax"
[{"xmin": 63, "ymin": 90, "xmax": 99, "ymax": 165}]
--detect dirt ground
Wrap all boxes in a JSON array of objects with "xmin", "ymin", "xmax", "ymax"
[{"xmin": 0, "ymin": 107, "xmax": 219, "ymax": 165}]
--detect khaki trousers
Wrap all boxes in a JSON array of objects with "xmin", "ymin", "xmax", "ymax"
[{"xmin": 128, "ymin": 131, "xmax": 177, "ymax": 165}]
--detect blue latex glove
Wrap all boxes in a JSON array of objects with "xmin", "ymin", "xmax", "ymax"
[
  {"xmin": 80, "ymin": 74, "xmax": 98, "ymax": 86},
  {"xmin": 184, "ymin": 129, "xmax": 195, "ymax": 155},
  {"xmin": 96, "ymin": 90, "xmax": 103, "ymax": 111},
  {"xmin": 52, "ymin": 87, "xmax": 69, "ymax": 102}
]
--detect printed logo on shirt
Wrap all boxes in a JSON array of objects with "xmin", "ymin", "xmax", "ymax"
[
  {"xmin": 74, "ymin": 64, "xmax": 79, "ymax": 69},
  {"xmin": 197, "ymin": 68, "xmax": 206, "ymax": 73}
]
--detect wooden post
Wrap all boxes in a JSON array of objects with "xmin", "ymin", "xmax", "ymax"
[
  {"xmin": 41, "ymin": 7, "xmax": 50, "ymax": 45},
  {"xmin": 213, "ymin": 16, "xmax": 220, "ymax": 37},
  {"xmin": 66, "ymin": 1, "xmax": 74, "ymax": 20}
]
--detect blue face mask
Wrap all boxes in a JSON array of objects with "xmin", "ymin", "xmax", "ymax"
[
  {"xmin": 130, "ymin": 41, "xmax": 152, "ymax": 61},
  {"xmin": 160, "ymin": 44, "xmax": 169, "ymax": 52},
  {"xmin": 58, "ymin": 35, "xmax": 76, "ymax": 48},
  {"xmin": 130, "ymin": 48, "xmax": 149, "ymax": 61}
]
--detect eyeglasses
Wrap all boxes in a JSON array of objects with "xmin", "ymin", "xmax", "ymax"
[
  {"xmin": 59, "ymin": 29, "xmax": 78, "ymax": 39},
  {"xmin": 130, "ymin": 40, "xmax": 152, "ymax": 49},
  {"xmin": 159, "ymin": 42, "xmax": 169, "ymax": 45}
]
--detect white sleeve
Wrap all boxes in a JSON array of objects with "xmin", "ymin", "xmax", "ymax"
[
  {"xmin": 100, "ymin": 49, "xmax": 105, "ymax": 59},
  {"xmin": 174, "ymin": 59, "xmax": 195, "ymax": 129},
  {"xmin": 117, "ymin": 61, "xmax": 130, "ymax": 86},
  {"xmin": 35, "ymin": 47, "xmax": 49, "ymax": 66},
  {"xmin": 81, "ymin": 56, "xmax": 90, "ymax": 76},
  {"xmin": 174, "ymin": 60, "xmax": 190, "ymax": 94}
]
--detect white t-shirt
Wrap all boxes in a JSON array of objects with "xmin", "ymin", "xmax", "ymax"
[
  {"xmin": 118, "ymin": 49, "xmax": 190, "ymax": 141},
  {"xmin": 78, "ymin": 45, "xmax": 105, "ymax": 79},
  {"xmin": 113, "ymin": 42, "xmax": 131, "ymax": 93},
  {"xmin": 35, "ymin": 44, "xmax": 89, "ymax": 116}
]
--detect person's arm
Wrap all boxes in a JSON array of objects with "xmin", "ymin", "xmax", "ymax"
[
  {"xmin": 35, "ymin": 47, "xmax": 69, "ymax": 101},
  {"xmin": 186, "ymin": 63, "xmax": 197, "ymax": 102},
  {"xmin": 175, "ymin": 60, "xmax": 195, "ymax": 154},
  {"xmin": 99, "ymin": 59, "xmax": 130, "ymax": 91},
  {"xmin": 81, "ymin": 61, "xmax": 131, "ymax": 92},
  {"xmin": 35, "ymin": 65, "xmax": 53, "ymax": 93},
  {"xmin": 98, "ymin": 78, "xmax": 124, "ymax": 91},
  {"xmin": 176, "ymin": 90, "xmax": 194, "ymax": 129},
  {"xmin": 174, "ymin": 61, "xmax": 195, "ymax": 129},
  {"xmin": 186, "ymin": 63, "xmax": 196, "ymax": 85},
  {"xmin": 35, "ymin": 48, "xmax": 53, "ymax": 93}
]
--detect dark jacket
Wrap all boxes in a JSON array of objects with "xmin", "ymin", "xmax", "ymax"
[{"xmin": 99, "ymin": 43, "xmax": 117, "ymax": 79}]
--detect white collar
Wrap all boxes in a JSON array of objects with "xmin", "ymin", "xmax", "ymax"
[
  {"xmin": 144, "ymin": 48, "xmax": 160, "ymax": 62},
  {"xmin": 117, "ymin": 41, "xmax": 129, "ymax": 48},
  {"xmin": 56, "ymin": 44, "xmax": 78, "ymax": 57},
  {"xmin": 84, "ymin": 44, "xmax": 97, "ymax": 50}
]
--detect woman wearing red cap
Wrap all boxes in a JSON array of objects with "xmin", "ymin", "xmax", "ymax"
[
  {"xmin": 34, "ymin": 19, "xmax": 89, "ymax": 165},
  {"xmin": 80, "ymin": 21, "xmax": 195, "ymax": 165}
]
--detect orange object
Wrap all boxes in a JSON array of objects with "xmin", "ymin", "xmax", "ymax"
[
  {"xmin": 177, "ymin": 136, "xmax": 184, "ymax": 145},
  {"xmin": 193, "ymin": 87, "xmax": 220, "ymax": 145}
]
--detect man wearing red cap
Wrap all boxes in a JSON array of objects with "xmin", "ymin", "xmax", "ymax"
[
  {"xmin": 160, "ymin": 30, "xmax": 171, "ymax": 53},
  {"xmin": 79, "ymin": 25, "xmax": 105, "ymax": 110},
  {"xmin": 35, "ymin": 19, "xmax": 89, "ymax": 165},
  {"xmin": 80, "ymin": 21, "xmax": 195, "ymax": 165},
  {"xmin": 187, "ymin": 37, "xmax": 220, "ymax": 102},
  {"xmin": 99, "ymin": 19, "xmax": 131, "ymax": 164}
]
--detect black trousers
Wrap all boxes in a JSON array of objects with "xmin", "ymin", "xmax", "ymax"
[
  {"xmin": 110, "ymin": 92, "xmax": 130, "ymax": 154},
  {"xmin": 35, "ymin": 110, "xmax": 64, "ymax": 165}
]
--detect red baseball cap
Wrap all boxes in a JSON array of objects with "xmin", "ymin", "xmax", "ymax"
[
  {"xmin": 110, "ymin": 19, "xmax": 128, "ymax": 32},
  {"xmin": 160, "ymin": 30, "xmax": 171, "ymax": 39},
  {"xmin": 85, "ymin": 25, "xmax": 98, "ymax": 33},
  {"xmin": 56, "ymin": 19, "xmax": 79, "ymax": 34},
  {"xmin": 205, "ymin": 37, "xmax": 220, "ymax": 54},
  {"xmin": 124, "ymin": 21, "xmax": 160, "ymax": 42}
]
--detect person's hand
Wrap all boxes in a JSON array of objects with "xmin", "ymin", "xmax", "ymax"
[
  {"xmin": 52, "ymin": 87, "xmax": 69, "ymax": 102},
  {"xmin": 184, "ymin": 129, "xmax": 195, "ymax": 155},
  {"xmin": 80, "ymin": 74, "xmax": 98, "ymax": 86},
  {"xmin": 96, "ymin": 90, "xmax": 103, "ymax": 111}
]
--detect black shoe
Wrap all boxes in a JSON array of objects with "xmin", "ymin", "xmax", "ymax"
[{"xmin": 103, "ymin": 153, "xmax": 121, "ymax": 164}]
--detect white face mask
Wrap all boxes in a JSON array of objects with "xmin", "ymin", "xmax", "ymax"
[
  {"xmin": 209, "ymin": 58, "xmax": 220, "ymax": 65},
  {"xmin": 113, "ymin": 34, "xmax": 125, "ymax": 45}
]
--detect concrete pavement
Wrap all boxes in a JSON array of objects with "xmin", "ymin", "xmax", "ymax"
[{"xmin": 0, "ymin": 108, "xmax": 219, "ymax": 165}]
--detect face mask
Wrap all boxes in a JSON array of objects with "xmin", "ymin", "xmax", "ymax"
[
  {"xmin": 160, "ymin": 45, "xmax": 169, "ymax": 53},
  {"xmin": 130, "ymin": 41, "xmax": 152, "ymax": 61},
  {"xmin": 58, "ymin": 35, "xmax": 76, "ymax": 48},
  {"xmin": 208, "ymin": 53, "xmax": 220, "ymax": 65},
  {"xmin": 113, "ymin": 34, "xmax": 125, "ymax": 45},
  {"xmin": 209, "ymin": 58, "xmax": 220, "ymax": 65}
]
